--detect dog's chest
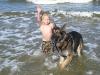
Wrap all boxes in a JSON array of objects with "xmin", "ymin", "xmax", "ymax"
[{"xmin": 61, "ymin": 50, "xmax": 69, "ymax": 57}]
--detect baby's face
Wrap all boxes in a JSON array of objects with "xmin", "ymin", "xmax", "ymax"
[{"xmin": 42, "ymin": 15, "xmax": 50, "ymax": 25}]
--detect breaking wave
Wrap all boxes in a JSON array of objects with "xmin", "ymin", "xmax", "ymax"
[
  {"xmin": 27, "ymin": 0, "xmax": 92, "ymax": 4},
  {"xmin": 1, "ymin": 11, "xmax": 100, "ymax": 18}
]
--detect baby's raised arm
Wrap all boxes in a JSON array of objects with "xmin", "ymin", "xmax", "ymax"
[{"xmin": 36, "ymin": 5, "xmax": 42, "ymax": 23}]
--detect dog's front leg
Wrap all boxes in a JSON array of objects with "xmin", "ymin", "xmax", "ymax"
[
  {"xmin": 58, "ymin": 56, "xmax": 64, "ymax": 70},
  {"xmin": 59, "ymin": 54, "xmax": 73, "ymax": 70}
]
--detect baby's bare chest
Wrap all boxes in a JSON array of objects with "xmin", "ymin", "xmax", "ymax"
[{"xmin": 40, "ymin": 25, "xmax": 52, "ymax": 32}]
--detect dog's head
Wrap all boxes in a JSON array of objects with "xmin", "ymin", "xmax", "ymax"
[
  {"xmin": 52, "ymin": 24, "xmax": 70, "ymax": 51},
  {"xmin": 52, "ymin": 26, "xmax": 61, "ymax": 37},
  {"xmin": 52, "ymin": 24, "xmax": 67, "ymax": 40}
]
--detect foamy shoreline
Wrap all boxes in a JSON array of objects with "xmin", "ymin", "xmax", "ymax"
[{"xmin": 1, "ymin": 11, "xmax": 100, "ymax": 18}]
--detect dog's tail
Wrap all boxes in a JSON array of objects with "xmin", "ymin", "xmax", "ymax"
[
  {"xmin": 72, "ymin": 35, "xmax": 84, "ymax": 54},
  {"xmin": 78, "ymin": 37, "xmax": 84, "ymax": 56},
  {"xmin": 80, "ymin": 37, "xmax": 84, "ymax": 50}
]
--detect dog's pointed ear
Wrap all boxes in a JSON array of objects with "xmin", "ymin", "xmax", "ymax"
[
  {"xmin": 54, "ymin": 23, "xmax": 57, "ymax": 27},
  {"xmin": 61, "ymin": 23, "xmax": 67, "ymax": 30}
]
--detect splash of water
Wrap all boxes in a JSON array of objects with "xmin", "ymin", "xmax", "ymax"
[{"xmin": 27, "ymin": 0, "xmax": 92, "ymax": 4}]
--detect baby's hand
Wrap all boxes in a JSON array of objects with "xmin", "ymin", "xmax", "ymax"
[{"xmin": 36, "ymin": 5, "xmax": 42, "ymax": 13}]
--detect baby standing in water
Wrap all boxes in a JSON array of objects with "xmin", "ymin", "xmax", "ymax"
[{"xmin": 36, "ymin": 5, "xmax": 54, "ymax": 54}]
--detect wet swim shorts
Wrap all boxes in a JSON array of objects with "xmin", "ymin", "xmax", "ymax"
[{"xmin": 42, "ymin": 41, "xmax": 52, "ymax": 54}]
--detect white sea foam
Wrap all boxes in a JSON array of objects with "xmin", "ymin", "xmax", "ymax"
[
  {"xmin": 96, "ymin": 25, "xmax": 100, "ymax": 30},
  {"xmin": 66, "ymin": 26, "xmax": 81, "ymax": 32},
  {"xmin": 67, "ymin": 12, "xmax": 93, "ymax": 17},
  {"xmin": 86, "ymin": 70, "xmax": 93, "ymax": 75},
  {"xmin": 1, "ymin": 11, "xmax": 100, "ymax": 19},
  {"xmin": 34, "ymin": 35, "xmax": 42, "ymax": 39},
  {"xmin": 0, "ymin": 16, "xmax": 10, "ymax": 19},
  {"xmin": 51, "ymin": 55, "xmax": 59, "ymax": 61},
  {"xmin": 20, "ymin": 17, "xmax": 31, "ymax": 21},
  {"xmin": 26, "ymin": 49, "xmax": 34, "ymax": 55},
  {"xmin": 27, "ymin": 0, "xmax": 62, "ymax": 4},
  {"xmin": 3, "ymin": 19, "xmax": 12, "ymax": 24},
  {"xmin": 4, "ymin": 51, "xmax": 12, "ymax": 56},
  {"xmin": 57, "ymin": 10, "xmax": 67, "ymax": 15},
  {"xmin": 95, "ymin": 36, "xmax": 100, "ymax": 41},
  {"xmin": 0, "ymin": 30, "xmax": 12, "ymax": 35},
  {"xmin": 51, "ymin": 11, "xmax": 100, "ymax": 17},
  {"xmin": 84, "ymin": 43, "xmax": 98, "ymax": 55},
  {"xmin": 33, "ymin": 29, "xmax": 40, "ymax": 34},
  {"xmin": 0, "ymin": 36, "xmax": 8, "ymax": 41},
  {"xmin": 27, "ymin": 0, "xmax": 92, "ymax": 4},
  {"xmin": 84, "ymin": 49, "xmax": 100, "ymax": 62},
  {"xmin": 19, "ymin": 23, "xmax": 29, "ymax": 28},
  {"xmin": 10, "ymin": 65, "xmax": 20, "ymax": 75},
  {"xmin": 49, "ymin": 73, "xmax": 53, "ymax": 75},
  {"xmin": 0, "ymin": 59, "xmax": 23, "ymax": 72},
  {"xmin": 0, "ymin": 31, "xmax": 12, "ymax": 40},
  {"xmin": 33, "ymin": 49, "xmax": 42, "ymax": 56},
  {"xmin": 44, "ymin": 58, "xmax": 57, "ymax": 70},
  {"xmin": 85, "ymin": 43, "xmax": 98, "ymax": 49},
  {"xmin": 84, "ymin": 43, "xmax": 100, "ymax": 62}
]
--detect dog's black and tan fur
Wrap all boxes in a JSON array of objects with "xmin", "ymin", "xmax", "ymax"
[{"xmin": 52, "ymin": 24, "xmax": 84, "ymax": 70}]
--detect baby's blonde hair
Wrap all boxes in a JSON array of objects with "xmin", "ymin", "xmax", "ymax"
[{"xmin": 40, "ymin": 12, "xmax": 49, "ymax": 21}]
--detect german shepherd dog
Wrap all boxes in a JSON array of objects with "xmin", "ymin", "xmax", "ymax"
[{"xmin": 52, "ymin": 24, "xmax": 84, "ymax": 70}]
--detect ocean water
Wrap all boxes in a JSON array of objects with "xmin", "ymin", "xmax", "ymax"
[{"xmin": 0, "ymin": 0, "xmax": 100, "ymax": 75}]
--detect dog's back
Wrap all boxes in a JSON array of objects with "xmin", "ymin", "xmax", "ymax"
[
  {"xmin": 52, "ymin": 26, "xmax": 83, "ymax": 56},
  {"xmin": 68, "ymin": 31, "xmax": 83, "ymax": 53}
]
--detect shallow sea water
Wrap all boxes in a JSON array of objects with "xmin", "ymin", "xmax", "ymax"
[{"xmin": 0, "ymin": 0, "xmax": 100, "ymax": 75}]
